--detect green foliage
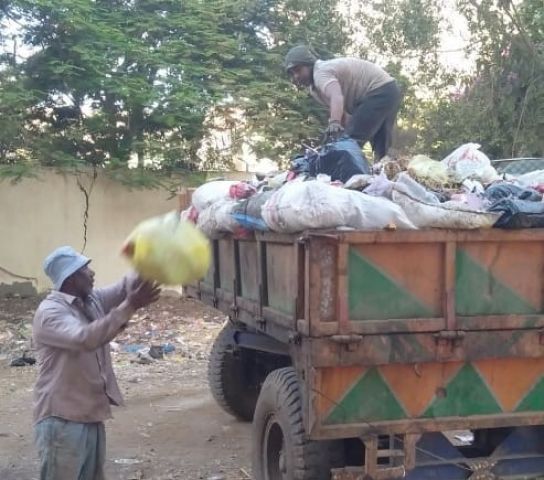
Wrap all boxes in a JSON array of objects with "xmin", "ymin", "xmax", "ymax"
[
  {"xmin": 1, "ymin": 0, "xmax": 542, "ymax": 183},
  {"xmin": 0, "ymin": 0, "xmax": 349, "ymax": 184},
  {"xmin": 416, "ymin": 0, "xmax": 544, "ymax": 158},
  {"xmin": 0, "ymin": 68, "xmax": 39, "ymax": 164},
  {"xmin": 357, "ymin": 0, "xmax": 442, "ymax": 60}
]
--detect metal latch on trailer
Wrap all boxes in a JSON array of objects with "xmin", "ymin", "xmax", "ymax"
[
  {"xmin": 433, "ymin": 330, "xmax": 466, "ymax": 345},
  {"xmin": 330, "ymin": 334, "xmax": 364, "ymax": 352},
  {"xmin": 434, "ymin": 330, "xmax": 465, "ymax": 358}
]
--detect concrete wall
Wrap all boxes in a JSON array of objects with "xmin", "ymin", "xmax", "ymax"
[{"xmin": 0, "ymin": 169, "xmax": 249, "ymax": 295}]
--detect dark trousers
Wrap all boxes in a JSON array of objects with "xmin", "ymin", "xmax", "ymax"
[{"xmin": 345, "ymin": 80, "xmax": 402, "ymax": 160}]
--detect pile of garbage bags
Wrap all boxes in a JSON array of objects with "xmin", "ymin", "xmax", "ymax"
[{"xmin": 181, "ymin": 140, "xmax": 544, "ymax": 236}]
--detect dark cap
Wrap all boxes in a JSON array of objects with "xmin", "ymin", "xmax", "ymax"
[{"xmin": 284, "ymin": 45, "xmax": 318, "ymax": 73}]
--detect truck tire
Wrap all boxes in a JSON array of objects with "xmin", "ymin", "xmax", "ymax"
[
  {"xmin": 208, "ymin": 324, "xmax": 260, "ymax": 422},
  {"xmin": 252, "ymin": 367, "xmax": 344, "ymax": 480}
]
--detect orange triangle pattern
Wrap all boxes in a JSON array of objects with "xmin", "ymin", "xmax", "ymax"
[
  {"xmin": 379, "ymin": 362, "xmax": 463, "ymax": 417},
  {"xmin": 460, "ymin": 243, "xmax": 543, "ymax": 311},
  {"xmin": 317, "ymin": 366, "xmax": 366, "ymax": 416},
  {"xmin": 474, "ymin": 357, "xmax": 544, "ymax": 412},
  {"xmin": 353, "ymin": 244, "xmax": 444, "ymax": 316}
]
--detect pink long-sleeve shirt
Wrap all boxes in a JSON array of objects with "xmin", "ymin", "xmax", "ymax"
[{"xmin": 32, "ymin": 277, "xmax": 136, "ymax": 424}]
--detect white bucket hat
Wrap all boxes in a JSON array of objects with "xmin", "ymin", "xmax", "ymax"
[{"xmin": 43, "ymin": 246, "xmax": 91, "ymax": 290}]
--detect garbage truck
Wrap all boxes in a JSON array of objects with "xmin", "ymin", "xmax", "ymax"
[{"xmin": 183, "ymin": 225, "xmax": 544, "ymax": 480}]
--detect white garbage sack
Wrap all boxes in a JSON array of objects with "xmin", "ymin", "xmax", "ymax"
[
  {"xmin": 392, "ymin": 188, "xmax": 500, "ymax": 229},
  {"xmin": 197, "ymin": 199, "xmax": 239, "ymax": 236},
  {"xmin": 191, "ymin": 180, "xmax": 239, "ymax": 212},
  {"xmin": 442, "ymin": 143, "xmax": 500, "ymax": 183},
  {"xmin": 262, "ymin": 180, "xmax": 416, "ymax": 232},
  {"xmin": 344, "ymin": 174, "xmax": 373, "ymax": 190},
  {"xmin": 395, "ymin": 172, "xmax": 440, "ymax": 204},
  {"xmin": 363, "ymin": 171, "xmax": 395, "ymax": 198}
]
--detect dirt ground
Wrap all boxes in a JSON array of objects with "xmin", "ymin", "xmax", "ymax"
[{"xmin": 0, "ymin": 295, "xmax": 252, "ymax": 480}]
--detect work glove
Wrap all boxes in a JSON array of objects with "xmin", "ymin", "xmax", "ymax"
[{"xmin": 324, "ymin": 120, "xmax": 344, "ymax": 141}]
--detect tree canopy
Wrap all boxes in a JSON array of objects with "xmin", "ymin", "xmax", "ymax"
[{"xmin": 0, "ymin": 0, "xmax": 542, "ymax": 184}]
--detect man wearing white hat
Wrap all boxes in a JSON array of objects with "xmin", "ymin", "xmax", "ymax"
[{"xmin": 33, "ymin": 246, "xmax": 160, "ymax": 480}]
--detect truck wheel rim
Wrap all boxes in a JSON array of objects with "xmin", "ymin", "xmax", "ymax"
[{"xmin": 263, "ymin": 414, "xmax": 287, "ymax": 480}]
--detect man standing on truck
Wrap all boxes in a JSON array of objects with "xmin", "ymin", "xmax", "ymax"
[
  {"xmin": 284, "ymin": 45, "xmax": 402, "ymax": 161},
  {"xmin": 32, "ymin": 246, "xmax": 160, "ymax": 480}
]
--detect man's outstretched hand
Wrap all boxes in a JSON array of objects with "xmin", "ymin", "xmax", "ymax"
[{"xmin": 127, "ymin": 279, "xmax": 161, "ymax": 310}]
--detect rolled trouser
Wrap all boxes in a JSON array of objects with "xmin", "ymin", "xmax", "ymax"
[
  {"xmin": 35, "ymin": 417, "xmax": 106, "ymax": 480},
  {"xmin": 345, "ymin": 80, "xmax": 402, "ymax": 160}
]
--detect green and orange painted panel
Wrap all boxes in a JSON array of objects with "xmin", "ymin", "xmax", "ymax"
[
  {"xmin": 347, "ymin": 241, "xmax": 544, "ymax": 321},
  {"xmin": 348, "ymin": 244, "xmax": 443, "ymax": 320},
  {"xmin": 456, "ymin": 242, "xmax": 543, "ymax": 316},
  {"xmin": 316, "ymin": 357, "xmax": 544, "ymax": 425}
]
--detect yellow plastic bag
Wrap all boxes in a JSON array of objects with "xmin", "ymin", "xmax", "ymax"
[
  {"xmin": 408, "ymin": 154, "xmax": 450, "ymax": 189},
  {"xmin": 122, "ymin": 212, "xmax": 211, "ymax": 285}
]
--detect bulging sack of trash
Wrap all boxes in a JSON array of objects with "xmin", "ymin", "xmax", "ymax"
[
  {"xmin": 407, "ymin": 155, "xmax": 450, "ymax": 188},
  {"xmin": 191, "ymin": 180, "xmax": 239, "ymax": 212},
  {"xmin": 395, "ymin": 172, "xmax": 440, "ymax": 204},
  {"xmin": 122, "ymin": 212, "xmax": 211, "ymax": 285},
  {"xmin": 261, "ymin": 180, "xmax": 416, "ymax": 233},
  {"xmin": 442, "ymin": 143, "xmax": 499, "ymax": 183},
  {"xmin": 363, "ymin": 171, "xmax": 395, "ymax": 198},
  {"xmin": 197, "ymin": 199, "xmax": 239, "ymax": 237},
  {"xmin": 392, "ymin": 188, "xmax": 500, "ymax": 229},
  {"xmin": 344, "ymin": 174, "xmax": 373, "ymax": 190}
]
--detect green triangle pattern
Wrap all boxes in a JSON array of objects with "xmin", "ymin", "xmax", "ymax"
[
  {"xmin": 348, "ymin": 248, "xmax": 433, "ymax": 320},
  {"xmin": 516, "ymin": 377, "xmax": 544, "ymax": 412},
  {"xmin": 456, "ymin": 249, "xmax": 537, "ymax": 316},
  {"xmin": 423, "ymin": 363, "xmax": 502, "ymax": 418},
  {"xmin": 325, "ymin": 367, "xmax": 407, "ymax": 424}
]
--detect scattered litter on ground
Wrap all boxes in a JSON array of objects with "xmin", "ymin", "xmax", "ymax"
[{"xmin": 114, "ymin": 458, "xmax": 142, "ymax": 465}]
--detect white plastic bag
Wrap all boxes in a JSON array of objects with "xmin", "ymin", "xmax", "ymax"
[
  {"xmin": 462, "ymin": 179, "xmax": 485, "ymax": 195},
  {"xmin": 262, "ymin": 180, "xmax": 416, "ymax": 232},
  {"xmin": 191, "ymin": 180, "xmax": 238, "ymax": 212},
  {"xmin": 392, "ymin": 189, "xmax": 500, "ymax": 229},
  {"xmin": 441, "ymin": 143, "xmax": 499, "ymax": 183},
  {"xmin": 456, "ymin": 179, "xmax": 488, "ymax": 210},
  {"xmin": 180, "ymin": 206, "xmax": 198, "ymax": 223},
  {"xmin": 197, "ymin": 199, "xmax": 239, "ymax": 237}
]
